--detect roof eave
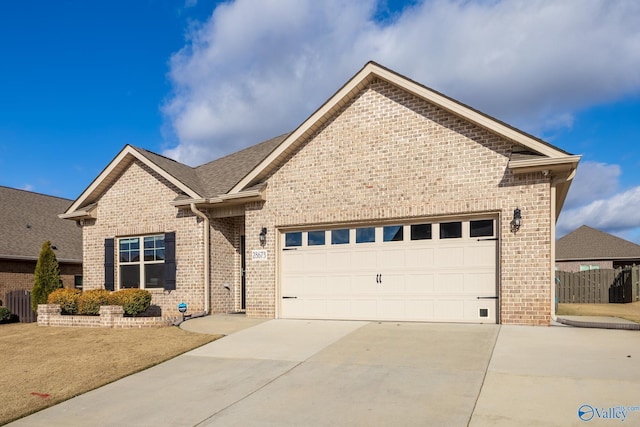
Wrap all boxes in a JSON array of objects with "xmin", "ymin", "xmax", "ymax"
[
  {"xmin": 171, "ymin": 187, "xmax": 266, "ymax": 209},
  {"xmin": 509, "ymin": 155, "xmax": 581, "ymax": 175}
]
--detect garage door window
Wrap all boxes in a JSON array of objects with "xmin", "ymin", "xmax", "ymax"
[
  {"xmin": 470, "ymin": 220, "xmax": 494, "ymax": 237},
  {"xmin": 308, "ymin": 231, "xmax": 325, "ymax": 246},
  {"xmin": 383, "ymin": 225, "xmax": 403, "ymax": 242},
  {"xmin": 285, "ymin": 232, "xmax": 302, "ymax": 247},
  {"xmin": 332, "ymin": 229, "xmax": 350, "ymax": 245},
  {"xmin": 356, "ymin": 227, "xmax": 375, "ymax": 243},
  {"xmin": 411, "ymin": 224, "xmax": 432, "ymax": 240},
  {"xmin": 440, "ymin": 222, "xmax": 462, "ymax": 239}
]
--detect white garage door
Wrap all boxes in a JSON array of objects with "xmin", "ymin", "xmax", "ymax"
[{"xmin": 280, "ymin": 218, "xmax": 498, "ymax": 323}]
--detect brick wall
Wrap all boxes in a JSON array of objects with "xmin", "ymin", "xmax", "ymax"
[
  {"xmin": 81, "ymin": 160, "xmax": 205, "ymax": 319},
  {"xmin": 0, "ymin": 259, "xmax": 82, "ymax": 306},
  {"xmin": 37, "ymin": 304, "xmax": 173, "ymax": 328},
  {"xmin": 245, "ymin": 79, "xmax": 552, "ymax": 325}
]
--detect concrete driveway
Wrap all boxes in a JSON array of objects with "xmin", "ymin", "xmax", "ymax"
[{"xmin": 8, "ymin": 318, "xmax": 640, "ymax": 427}]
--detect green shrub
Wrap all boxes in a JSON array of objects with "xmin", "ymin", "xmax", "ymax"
[
  {"xmin": 78, "ymin": 289, "xmax": 113, "ymax": 315},
  {"xmin": 31, "ymin": 241, "xmax": 63, "ymax": 312},
  {"xmin": 47, "ymin": 288, "xmax": 82, "ymax": 314},
  {"xmin": 111, "ymin": 289, "xmax": 152, "ymax": 316},
  {"xmin": 0, "ymin": 306, "xmax": 12, "ymax": 323}
]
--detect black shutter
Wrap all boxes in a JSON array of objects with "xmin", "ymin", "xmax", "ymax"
[
  {"xmin": 104, "ymin": 238, "xmax": 115, "ymax": 291},
  {"xmin": 164, "ymin": 232, "xmax": 176, "ymax": 291}
]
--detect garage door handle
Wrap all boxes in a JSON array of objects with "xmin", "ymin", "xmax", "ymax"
[
  {"xmin": 282, "ymin": 296, "xmax": 297, "ymax": 299},
  {"xmin": 477, "ymin": 238, "xmax": 498, "ymax": 241},
  {"xmin": 477, "ymin": 296, "xmax": 498, "ymax": 299},
  {"xmin": 282, "ymin": 248, "xmax": 298, "ymax": 251}
]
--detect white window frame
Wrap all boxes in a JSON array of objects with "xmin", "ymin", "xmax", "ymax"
[{"xmin": 118, "ymin": 235, "xmax": 165, "ymax": 289}]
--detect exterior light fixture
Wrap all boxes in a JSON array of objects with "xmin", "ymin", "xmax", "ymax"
[
  {"xmin": 259, "ymin": 227, "xmax": 267, "ymax": 245},
  {"xmin": 510, "ymin": 208, "xmax": 521, "ymax": 233}
]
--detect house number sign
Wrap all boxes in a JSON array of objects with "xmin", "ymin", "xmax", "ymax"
[{"xmin": 252, "ymin": 249, "xmax": 268, "ymax": 261}]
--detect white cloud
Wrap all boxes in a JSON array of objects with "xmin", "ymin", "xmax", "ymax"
[
  {"xmin": 562, "ymin": 161, "xmax": 621, "ymax": 210},
  {"xmin": 557, "ymin": 186, "xmax": 640, "ymax": 237},
  {"xmin": 162, "ymin": 0, "xmax": 640, "ymax": 166},
  {"xmin": 21, "ymin": 184, "xmax": 34, "ymax": 192}
]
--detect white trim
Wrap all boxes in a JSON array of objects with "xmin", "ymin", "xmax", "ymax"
[{"xmin": 64, "ymin": 146, "xmax": 202, "ymax": 216}]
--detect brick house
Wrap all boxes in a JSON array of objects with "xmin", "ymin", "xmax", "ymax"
[
  {"xmin": 61, "ymin": 62, "xmax": 580, "ymax": 325},
  {"xmin": 556, "ymin": 225, "xmax": 640, "ymax": 272},
  {"xmin": 0, "ymin": 186, "xmax": 82, "ymax": 311}
]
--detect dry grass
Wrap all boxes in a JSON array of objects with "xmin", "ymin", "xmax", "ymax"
[
  {"xmin": 0, "ymin": 323, "xmax": 220, "ymax": 425},
  {"xmin": 557, "ymin": 301, "xmax": 640, "ymax": 323}
]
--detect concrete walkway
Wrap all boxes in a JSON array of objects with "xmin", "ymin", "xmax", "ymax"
[{"xmin": 8, "ymin": 316, "xmax": 640, "ymax": 427}]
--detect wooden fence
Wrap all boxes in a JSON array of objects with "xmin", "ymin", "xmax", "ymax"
[
  {"xmin": 6, "ymin": 290, "xmax": 36, "ymax": 323},
  {"xmin": 556, "ymin": 266, "xmax": 640, "ymax": 304},
  {"xmin": 609, "ymin": 266, "xmax": 640, "ymax": 303}
]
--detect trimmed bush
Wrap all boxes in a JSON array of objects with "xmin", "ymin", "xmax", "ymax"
[
  {"xmin": 111, "ymin": 289, "xmax": 152, "ymax": 316},
  {"xmin": 78, "ymin": 289, "xmax": 113, "ymax": 315},
  {"xmin": 31, "ymin": 241, "xmax": 63, "ymax": 312},
  {"xmin": 0, "ymin": 307, "xmax": 12, "ymax": 323},
  {"xmin": 47, "ymin": 288, "xmax": 82, "ymax": 314}
]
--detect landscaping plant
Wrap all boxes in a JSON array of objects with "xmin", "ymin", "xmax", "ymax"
[
  {"xmin": 77, "ymin": 289, "xmax": 113, "ymax": 315},
  {"xmin": 47, "ymin": 288, "xmax": 81, "ymax": 314},
  {"xmin": 0, "ymin": 306, "xmax": 12, "ymax": 323},
  {"xmin": 111, "ymin": 289, "xmax": 152, "ymax": 316},
  {"xmin": 31, "ymin": 241, "xmax": 63, "ymax": 312}
]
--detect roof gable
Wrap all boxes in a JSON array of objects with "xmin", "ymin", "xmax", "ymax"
[
  {"xmin": 556, "ymin": 225, "xmax": 640, "ymax": 261},
  {"xmin": 230, "ymin": 61, "xmax": 579, "ymax": 194},
  {"xmin": 0, "ymin": 186, "xmax": 82, "ymax": 262},
  {"xmin": 62, "ymin": 145, "xmax": 204, "ymax": 218}
]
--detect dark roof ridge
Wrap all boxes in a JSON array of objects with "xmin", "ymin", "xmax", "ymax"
[{"xmin": 0, "ymin": 184, "xmax": 73, "ymax": 202}]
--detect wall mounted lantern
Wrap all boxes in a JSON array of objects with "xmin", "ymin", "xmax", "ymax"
[
  {"xmin": 510, "ymin": 208, "xmax": 522, "ymax": 234},
  {"xmin": 259, "ymin": 227, "xmax": 267, "ymax": 245}
]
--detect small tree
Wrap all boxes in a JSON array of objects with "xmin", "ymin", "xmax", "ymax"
[{"xmin": 31, "ymin": 240, "xmax": 63, "ymax": 312}]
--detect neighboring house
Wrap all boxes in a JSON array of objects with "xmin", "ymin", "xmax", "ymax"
[
  {"xmin": 556, "ymin": 225, "xmax": 640, "ymax": 272},
  {"xmin": 0, "ymin": 186, "xmax": 83, "ymax": 308},
  {"xmin": 61, "ymin": 62, "xmax": 580, "ymax": 326}
]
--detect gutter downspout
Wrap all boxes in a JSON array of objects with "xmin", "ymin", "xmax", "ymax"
[{"xmin": 190, "ymin": 203, "xmax": 210, "ymax": 314}]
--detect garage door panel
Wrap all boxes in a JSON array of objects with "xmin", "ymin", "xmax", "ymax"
[
  {"xmin": 405, "ymin": 299, "xmax": 435, "ymax": 319},
  {"xmin": 280, "ymin": 218, "xmax": 497, "ymax": 323},
  {"xmin": 435, "ymin": 273, "xmax": 464, "ymax": 293},
  {"xmin": 305, "ymin": 252, "xmax": 327, "ymax": 270},
  {"xmin": 435, "ymin": 299, "xmax": 465, "ymax": 320},
  {"xmin": 378, "ymin": 299, "xmax": 405, "ymax": 318},
  {"xmin": 436, "ymin": 246, "xmax": 464, "ymax": 267},
  {"xmin": 464, "ymin": 272, "xmax": 495, "ymax": 294},
  {"xmin": 351, "ymin": 250, "xmax": 378, "ymax": 271},
  {"xmin": 464, "ymin": 245, "xmax": 495, "ymax": 267},
  {"xmin": 405, "ymin": 274, "xmax": 435, "ymax": 293},
  {"xmin": 406, "ymin": 247, "xmax": 434, "ymax": 268},
  {"xmin": 352, "ymin": 275, "xmax": 377, "ymax": 293},
  {"xmin": 351, "ymin": 299, "xmax": 378, "ymax": 318},
  {"xmin": 327, "ymin": 251, "xmax": 352, "ymax": 272},
  {"xmin": 378, "ymin": 273, "xmax": 405, "ymax": 294},
  {"xmin": 378, "ymin": 248, "xmax": 405, "ymax": 269},
  {"xmin": 281, "ymin": 251, "xmax": 306, "ymax": 273}
]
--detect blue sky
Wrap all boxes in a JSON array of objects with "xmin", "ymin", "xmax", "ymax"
[{"xmin": 1, "ymin": 1, "xmax": 640, "ymax": 241}]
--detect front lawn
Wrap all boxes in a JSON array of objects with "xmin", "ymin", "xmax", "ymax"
[
  {"xmin": 0, "ymin": 323, "xmax": 220, "ymax": 425},
  {"xmin": 557, "ymin": 301, "xmax": 640, "ymax": 323}
]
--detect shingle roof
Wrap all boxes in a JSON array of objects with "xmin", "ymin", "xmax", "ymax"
[
  {"xmin": 132, "ymin": 147, "xmax": 205, "ymax": 196},
  {"xmin": 194, "ymin": 133, "xmax": 289, "ymax": 197},
  {"xmin": 0, "ymin": 186, "xmax": 82, "ymax": 262},
  {"xmin": 131, "ymin": 133, "xmax": 288, "ymax": 199},
  {"xmin": 556, "ymin": 225, "xmax": 640, "ymax": 261}
]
